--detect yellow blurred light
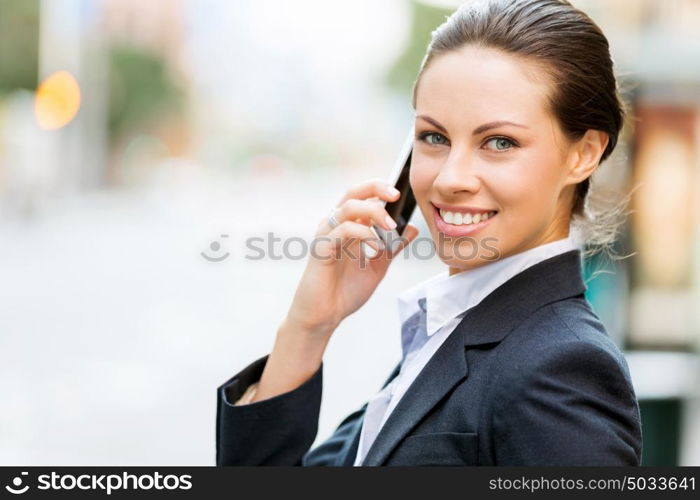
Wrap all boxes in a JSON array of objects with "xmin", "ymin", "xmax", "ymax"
[{"xmin": 34, "ymin": 70, "xmax": 81, "ymax": 130}]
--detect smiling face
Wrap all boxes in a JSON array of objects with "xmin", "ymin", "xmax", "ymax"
[{"xmin": 411, "ymin": 44, "xmax": 588, "ymax": 275}]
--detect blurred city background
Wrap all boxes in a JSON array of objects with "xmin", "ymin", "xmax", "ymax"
[{"xmin": 0, "ymin": 0, "xmax": 698, "ymax": 465}]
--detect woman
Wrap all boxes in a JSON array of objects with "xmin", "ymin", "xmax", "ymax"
[{"xmin": 216, "ymin": 0, "xmax": 642, "ymax": 466}]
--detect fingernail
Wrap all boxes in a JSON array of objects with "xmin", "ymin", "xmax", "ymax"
[
  {"xmin": 385, "ymin": 215, "xmax": 397, "ymax": 229},
  {"xmin": 363, "ymin": 243, "xmax": 377, "ymax": 258},
  {"xmin": 387, "ymin": 186, "xmax": 400, "ymax": 197}
]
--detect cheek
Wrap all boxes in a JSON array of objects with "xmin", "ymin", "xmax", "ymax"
[
  {"xmin": 409, "ymin": 157, "xmax": 434, "ymax": 195},
  {"xmin": 495, "ymin": 150, "xmax": 563, "ymax": 214}
]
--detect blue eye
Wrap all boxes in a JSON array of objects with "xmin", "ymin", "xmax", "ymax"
[
  {"xmin": 485, "ymin": 137, "xmax": 516, "ymax": 152},
  {"xmin": 417, "ymin": 132, "xmax": 518, "ymax": 151},
  {"xmin": 418, "ymin": 131, "xmax": 449, "ymax": 146}
]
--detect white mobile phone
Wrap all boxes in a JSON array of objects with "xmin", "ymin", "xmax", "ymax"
[{"xmin": 371, "ymin": 129, "xmax": 416, "ymax": 255}]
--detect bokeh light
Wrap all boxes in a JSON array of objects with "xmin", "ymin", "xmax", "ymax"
[{"xmin": 34, "ymin": 70, "xmax": 81, "ymax": 130}]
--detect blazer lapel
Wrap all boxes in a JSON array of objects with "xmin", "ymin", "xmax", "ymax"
[{"xmin": 361, "ymin": 249, "xmax": 587, "ymax": 466}]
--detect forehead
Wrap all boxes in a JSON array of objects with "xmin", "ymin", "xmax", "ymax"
[{"xmin": 416, "ymin": 45, "xmax": 553, "ymax": 126}]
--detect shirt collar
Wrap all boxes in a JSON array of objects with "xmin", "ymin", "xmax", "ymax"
[{"xmin": 397, "ymin": 234, "xmax": 580, "ymax": 337}]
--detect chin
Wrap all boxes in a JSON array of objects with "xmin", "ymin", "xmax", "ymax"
[{"xmin": 437, "ymin": 245, "xmax": 501, "ymax": 271}]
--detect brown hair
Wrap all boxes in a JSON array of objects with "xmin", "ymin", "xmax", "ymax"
[{"xmin": 411, "ymin": 0, "xmax": 632, "ymax": 260}]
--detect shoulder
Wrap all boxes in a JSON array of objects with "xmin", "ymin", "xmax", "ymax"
[
  {"xmin": 497, "ymin": 295, "xmax": 629, "ymax": 373},
  {"xmin": 488, "ymin": 295, "xmax": 637, "ymax": 412},
  {"xmin": 484, "ymin": 297, "xmax": 642, "ymax": 465}
]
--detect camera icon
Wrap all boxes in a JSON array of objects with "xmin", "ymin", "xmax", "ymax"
[
  {"xmin": 201, "ymin": 234, "xmax": 230, "ymax": 262},
  {"xmin": 5, "ymin": 472, "xmax": 29, "ymax": 494}
]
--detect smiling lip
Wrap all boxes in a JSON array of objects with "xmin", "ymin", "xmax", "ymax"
[
  {"xmin": 431, "ymin": 202, "xmax": 497, "ymax": 214},
  {"xmin": 432, "ymin": 203, "xmax": 497, "ymax": 237}
]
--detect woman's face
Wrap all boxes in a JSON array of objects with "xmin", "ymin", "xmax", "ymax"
[{"xmin": 410, "ymin": 45, "xmax": 583, "ymax": 275}]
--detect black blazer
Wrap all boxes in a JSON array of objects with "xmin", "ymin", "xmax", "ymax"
[{"xmin": 216, "ymin": 249, "xmax": 643, "ymax": 466}]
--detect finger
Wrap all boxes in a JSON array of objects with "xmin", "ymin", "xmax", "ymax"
[
  {"xmin": 368, "ymin": 223, "xmax": 419, "ymax": 262},
  {"xmin": 318, "ymin": 199, "xmax": 397, "ymax": 237},
  {"xmin": 337, "ymin": 178, "xmax": 400, "ymax": 206},
  {"xmin": 336, "ymin": 199, "xmax": 397, "ymax": 231},
  {"xmin": 333, "ymin": 221, "xmax": 385, "ymax": 252},
  {"xmin": 315, "ymin": 220, "xmax": 384, "ymax": 260}
]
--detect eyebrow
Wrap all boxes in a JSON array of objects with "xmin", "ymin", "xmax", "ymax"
[{"xmin": 416, "ymin": 115, "xmax": 528, "ymax": 136}]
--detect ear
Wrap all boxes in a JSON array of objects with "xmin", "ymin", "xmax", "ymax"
[{"xmin": 564, "ymin": 129, "xmax": 609, "ymax": 185}]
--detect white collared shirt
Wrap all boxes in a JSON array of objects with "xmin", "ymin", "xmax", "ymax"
[{"xmin": 353, "ymin": 233, "xmax": 580, "ymax": 465}]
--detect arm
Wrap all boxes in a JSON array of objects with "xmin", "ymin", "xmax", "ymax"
[
  {"xmin": 234, "ymin": 382, "xmax": 259, "ymax": 405},
  {"xmin": 219, "ymin": 354, "xmax": 400, "ymax": 466},
  {"xmin": 216, "ymin": 353, "xmax": 324, "ymax": 466},
  {"xmin": 218, "ymin": 353, "xmax": 358, "ymax": 467},
  {"xmin": 492, "ymin": 341, "xmax": 643, "ymax": 465},
  {"xmin": 216, "ymin": 179, "xmax": 418, "ymax": 465},
  {"xmin": 216, "ymin": 316, "xmax": 330, "ymax": 466}
]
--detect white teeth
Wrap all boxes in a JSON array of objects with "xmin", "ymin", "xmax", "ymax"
[{"xmin": 439, "ymin": 209, "xmax": 496, "ymax": 226}]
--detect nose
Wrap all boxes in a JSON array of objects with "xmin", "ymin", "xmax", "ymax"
[{"xmin": 433, "ymin": 146, "xmax": 481, "ymax": 197}]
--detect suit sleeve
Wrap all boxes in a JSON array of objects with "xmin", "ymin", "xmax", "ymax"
[
  {"xmin": 216, "ymin": 354, "xmax": 323, "ymax": 466},
  {"xmin": 217, "ymin": 356, "xmax": 399, "ymax": 466},
  {"xmin": 234, "ymin": 382, "xmax": 259, "ymax": 405},
  {"xmin": 491, "ymin": 341, "xmax": 643, "ymax": 465}
]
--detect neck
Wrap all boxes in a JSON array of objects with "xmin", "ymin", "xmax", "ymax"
[{"xmin": 448, "ymin": 225, "xmax": 571, "ymax": 277}]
